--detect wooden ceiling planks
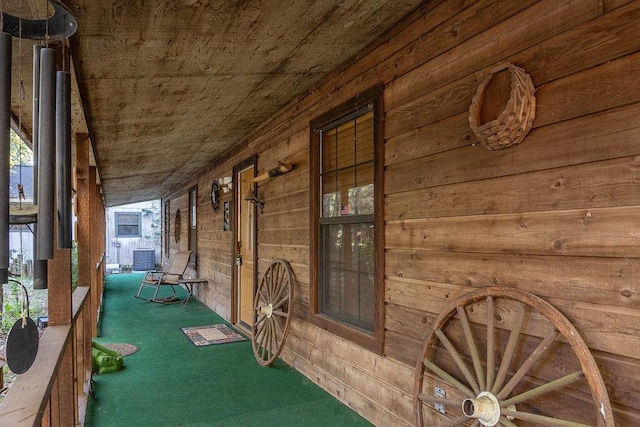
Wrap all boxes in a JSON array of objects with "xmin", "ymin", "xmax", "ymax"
[{"xmin": 6, "ymin": 0, "xmax": 424, "ymax": 206}]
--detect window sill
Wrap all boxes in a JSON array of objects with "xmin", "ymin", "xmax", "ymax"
[{"xmin": 308, "ymin": 312, "xmax": 383, "ymax": 355}]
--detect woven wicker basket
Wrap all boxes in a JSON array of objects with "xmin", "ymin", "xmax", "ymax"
[{"xmin": 469, "ymin": 63, "xmax": 536, "ymax": 150}]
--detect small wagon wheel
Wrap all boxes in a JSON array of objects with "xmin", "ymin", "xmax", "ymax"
[
  {"xmin": 414, "ymin": 287, "xmax": 614, "ymax": 427},
  {"xmin": 252, "ymin": 259, "xmax": 294, "ymax": 366}
]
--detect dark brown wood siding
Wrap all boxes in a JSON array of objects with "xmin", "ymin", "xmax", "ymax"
[{"xmin": 166, "ymin": 1, "xmax": 640, "ymax": 424}]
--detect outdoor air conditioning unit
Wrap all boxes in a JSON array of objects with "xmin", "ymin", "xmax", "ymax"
[{"xmin": 132, "ymin": 249, "xmax": 155, "ymax": 271}]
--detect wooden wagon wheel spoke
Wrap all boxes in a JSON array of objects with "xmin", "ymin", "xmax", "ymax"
[
  {"xmin": 423, "ymin": 357, "xmax": 475, "ymax": 398},
  {"xmin": 272, "ymin": 293, "xmax": 290, "ymax": 311},
  {"xmin": 258, "ymin": 325, "xmax": 271, "ymax": 359},
  {"xmin": 251, "ymin": 259, "xmax": 295, "ymax": 366},
  {"xmin": 457, "ymin": 305, "xmax": 486, "ymax": 391},
  {"xmin": 500, "ymin": 408, "xmax": 591, "ymax": 427},
  {"xmin": 254, "ymin": 316, "xmax": 267, "ymax": 340},
  {"xmin": 270, "ymin": 276, "xmax": 289, "ymax": 309},
  {"xmin": 414, "ymin": 287, "xmax": 614, "ymax": 427},
  {"xmin": 272, "ymin": 312, "xmax": 285, "ymax": 336},
  {"xmin": 265, "ymin": 269, "xmax": 274, "ymax": 301},
  {"xmin": 253, "ymin": 317, "xmax": 268, "ymax": 351},
  {"xmin": 497, "ymin": 330, "xmax": 560, "ymax": 399},
  {"xmin": 266, "ymin": 318, "xmax": 276, "ymax": 355},
  {"xmin": 486, "ymin": 296, "xmax": 495, "ymax": 391},
  {"xmin": 254, "ymin": 312, "xmax": 268, "ymax": 327},
  {"xmin": 271, "ymin": 309, "xmax": 288, "ymax": 318},
  {"xmin": 499, "ymin": 417, "xmax": 517, "ymax": 427},
  {"xmin": 490, "ymin": 302, "xmax": 526, "ymax": 395},
  {"xmin": 435, "ymin": 329, "xmax": 481, "ymax": 395},
  {"xmin": 417, "ymin": 394, "xmax": 463, "ymax": 407},
  {"xmin": 259, "ymin": 281, "xmax": 269, "ymax": 300},
  {"xmin": 271, "ymin": 318, "xmax": 281, "ymax": 354},
  {"xmin": 500, "ymin": 371, "xmax": 584, "ymax": 408}
]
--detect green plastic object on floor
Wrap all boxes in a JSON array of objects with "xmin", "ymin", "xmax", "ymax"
[{"xmin": 92, "ymin": 341, "xmax": 124, "ymax": 374}]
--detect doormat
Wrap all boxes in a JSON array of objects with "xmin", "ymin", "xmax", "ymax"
[
  {"xmin": 102, "ymin": 342, "xmax": 139, "ymax": 357},
  {"xmin": 180, "ymin": 324, "xmax": 248, "ymax": 347}
]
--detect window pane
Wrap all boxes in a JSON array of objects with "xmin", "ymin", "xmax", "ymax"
[
  {"xmin": 320, "ymin": 222, "xmax": 374, "ymax": 332},
  {"xmin": 322, "ymin": 194, "xmax": 339, "ymax": 218},
  {"xmin": 351, "ymin": 163, "xmax": 374, "ymax": 215},
  {"xmin": 336, "ymin": 168, "xmax": 355, "ymax": 216},
  {"xmin": 349, "ymin": 184, "xmax": 373, "ymax": 216},
  {"xmin": 335, "ymin": 119, "xmax": 355, "ymax": 170},
  {"xmin": 117, "ymin": 213, "xmax": 139, "ymax": 225},
  {"xmin": 322, "ymin": 166, "xmax": 373, "ymax": 217},
  {"xmin": 189, "ymin": 188, "xmax": 197, "ymax": 265},
  {"xmin": 118, "ymin": 224, "xmax": 139, "ymax": 236},
  {"xmin": 320, "ymin": 109, "xmax": 374, "ymax": 218},
  {"xmin": 190, "ymin": 189, "xmax": 197, "ymax": 227},
  {"xmin": 164, "ymin": 202, "xmax": 170, "ymax": 256},
  {"xmin": 355, "ymin": 111, "xmax": 374, "ymax": 164},
  {"xmin": 115, "ymin": 212, "xmax": 140, "ymax": 237},
  {"xmin": 322, "ymin": 172, "xmax": 338, "ymax": 217},
  {"xmin": 322, "ymin": 128, "xmax": 337, "ymax": 173}
]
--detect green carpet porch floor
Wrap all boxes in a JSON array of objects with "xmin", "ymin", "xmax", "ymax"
[{"xmin": 85, "ymin": 273, "xmax": 372, "ymax": 427}]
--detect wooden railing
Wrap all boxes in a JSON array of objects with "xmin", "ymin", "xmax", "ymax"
[{"xmin": 0, "ymin": 285, "xmax": 93, "ymax": 426}]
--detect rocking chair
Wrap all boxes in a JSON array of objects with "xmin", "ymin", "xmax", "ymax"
[{"xmin": 134, "ymin": 251, "xmax": 192, "ymax": 303}]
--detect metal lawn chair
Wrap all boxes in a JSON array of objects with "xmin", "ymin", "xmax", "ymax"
[{"xmin": 134, "ymin": 250, "xmax": 192, "ymax": 303}]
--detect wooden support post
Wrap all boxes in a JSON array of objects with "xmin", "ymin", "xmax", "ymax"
[
  {"xmin": 89, "ymin": 166, "xmax": 99, "ymax": 336},
  {"xmin": 75, "ymin": 133, "xmax": 91, "ymax": 288},
  {"xmin": 46, "ymin": 205, "xmax": 75, "ymax": 424},
  {"xmin": 74, "ymin": 133, "xmax": 99, "ymax": 337},
  {"xmin": 53, "ymin": 339, "xmax": 75, "ymax": 426},
  {"xmin": 48, "ymin": 224, "xmax": 72, "ymax": 324},
  {"xmin": 45, "ymin": 288, "xmax": 75, "ymax": 426},
  {"xmin": 47, "ymin": 126, "xmax": 75, "ymax": 425},
  {"xmin": 75, "ymin": 290, "xmax": 93, "ymax": 424}
]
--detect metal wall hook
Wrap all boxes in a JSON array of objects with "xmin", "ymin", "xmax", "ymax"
[{"xmin": 244, "ymin": 187, "xmax": 264, "ymax": 212}]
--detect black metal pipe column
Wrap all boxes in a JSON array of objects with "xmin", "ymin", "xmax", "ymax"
[
  {"xmin": 32, "ymin": 44, "xmax": 48, "ymax": 289},
  {"xmin": 33, "ymin": 45, "xmax": 41, "ymax": 205},
  {"xmin": 36, "ymin": 48, "xmax": 56, "ymax": 262},
  {"xmin": 56, "ymin": 70, "xmax": 71, "ymax": 248},
  {"xmin": 0, "ymin": 33, "xmax": 12, "ymax": 285}
]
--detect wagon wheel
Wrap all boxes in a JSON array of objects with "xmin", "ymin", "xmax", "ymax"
[
  {"xmin": 252, "ymin": 259, "xmax": 294, "ymax": 366},
  {"xmin": 414, "ymin": 287, "xmax": 614, "ymax": 427}
]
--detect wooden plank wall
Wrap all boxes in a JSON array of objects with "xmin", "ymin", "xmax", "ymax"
[{"xmin": 166, "ymin": 0, "xmax": 640, "ymax": 424}]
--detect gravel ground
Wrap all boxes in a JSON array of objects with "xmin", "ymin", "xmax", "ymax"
[{"xmin": 0, "ymin": 278, "xmax": 48, "ymax": 401}]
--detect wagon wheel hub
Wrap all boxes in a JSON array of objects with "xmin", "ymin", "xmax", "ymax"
[
  {"xmin": 259, "ymin": 303, "xmax": 273, "ymax": 318},
  {"xmin": 462, "ymin": 392, "xmax": 500, "ymax": 426}
]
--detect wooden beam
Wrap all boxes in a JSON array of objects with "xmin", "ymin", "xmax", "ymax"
[
  {"xmin": 47, "ymin": 245, "xmax": 72, "ymax": 325},
  {"xmin": 89, "ymin": 166, "xmax": 98, "ymax": 337},
  {"xmin": 48, "ymin": 184, "xmax": 72, "ymax": 325},
  {"xmin": 75, "ymin": 133, "xmax": 90, "ymax": 288}
]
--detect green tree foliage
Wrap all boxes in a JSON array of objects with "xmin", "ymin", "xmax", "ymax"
[{"xmin": 10, "ymin": 129, "xmax": 33, "ymax": 168}]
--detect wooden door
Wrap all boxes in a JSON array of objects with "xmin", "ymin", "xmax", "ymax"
[{"xmin": 237, "ymin": 167, "xmax": 255, "ymax": 326}]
